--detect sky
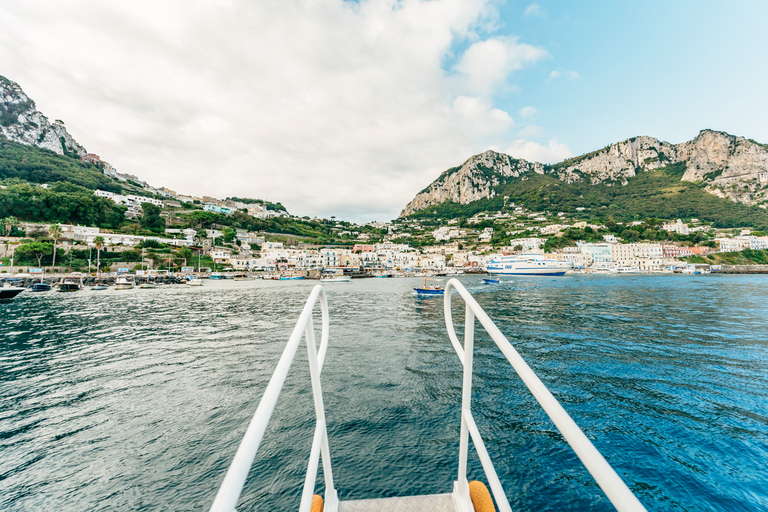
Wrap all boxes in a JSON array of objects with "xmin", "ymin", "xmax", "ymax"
[{"xmin": 1, "ymin": 0, "xmax": 767, "ymax": 222}]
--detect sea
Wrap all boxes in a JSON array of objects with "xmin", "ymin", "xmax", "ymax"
[{"xmin": 1, "ymin": 275, "xmax": 767, "ymax": 511}]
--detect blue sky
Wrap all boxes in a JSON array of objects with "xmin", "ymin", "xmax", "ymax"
[
  {"xmin": 490, "ymin": 1, "xmax": 768, "ymax": 154},
  {"xmin": 1, "ymin": 0, "xmax": 766, "ymax": 221}
]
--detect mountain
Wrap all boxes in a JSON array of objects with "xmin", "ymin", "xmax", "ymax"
[
  {"xmin": 401, "ymin": 130, "xmax": 768, "ymax": 223},
  {"xmin": 1, "ymin": 75, "xmax": 89, "ymax": 158}
]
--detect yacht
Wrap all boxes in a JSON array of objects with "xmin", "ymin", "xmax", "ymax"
[
  {"xmin": 56, "ymin": 275, "xmax": 83, "ymax": 292},
  {"xmin": 114, "ymin": 276, "xmax": 135, "ymax": 290},
  {"xmin": 0, "ymin": 281, "xmax": 26, "ymax": 301},
  {"xmin": 486, "ymin": 254, "xmax": 573, "ymax": 276}
]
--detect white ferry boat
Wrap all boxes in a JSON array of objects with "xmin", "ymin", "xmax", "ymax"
[{"xmin": 486, "ymin": 254, "xmax": 573, "ymax": 276}]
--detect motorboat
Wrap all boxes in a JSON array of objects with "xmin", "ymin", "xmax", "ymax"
[
  {"xmin": 0, "ymin": 281, "xmax": 26, "ymax": 301},
  {"xmin": 56, "ymin": 275, "xmax": 83, "ymax": 292},
  {"xmin": 414, "ymin": 275, "xmax": 444, "ymax": 295},
  {"xmin": 208, "ymin": 280, "xmax": 648, "ymax": 512},
  {"xmin": 114, "ymin": 276, "xmax": 135, "ymax": 290},
  {"xmin": 482, "ymin": 278, "xmax": 500, "ymax": 284},
  {"xmin": 91, "ymin": 285, "xmax": 109, "ymax": 291},
  {"xmin": 186, "ymin": 278, "xmax": 203, "ymax": 286},
  {"xmin": 210, "ymin": 272, "xmax": 225, "ymax": 280},
  {"xmin": 320, "ymin": 270, "xmax": 351, "ymax": 283},
  {"xmin": 31, "ymin": 282, "xmax": 52, "ymax": 292},
  {"xmin": 486, "ymin": 253, "xmax": 574, "ymax": 276}
]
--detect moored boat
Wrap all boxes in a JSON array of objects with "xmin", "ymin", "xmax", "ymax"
[
  {"xmin": 56, "ymin": 275, "xmax": 83, "ymax": 292},
  {"xmin": 0, "ymin": 281, "xmax": 26, "ymax": 301},
  {"xmin": 114, "ymin": 276, "xmax": 135, "ymax": 290},
  {"xmin": 186, "ymin": 278, "xmax": 203, "ymax": 286},
  {"xmin": 486, "ymin": 253, "xmax": 573, "ymax": 276},
  {"xmin": 31, "ymin": 282, "xmax": 52, "ymax": 292}
]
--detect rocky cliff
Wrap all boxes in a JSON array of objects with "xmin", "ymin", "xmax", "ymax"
[
  {"xmin": 401, "ymin": 130, "xmax": 768, "ymax": 216},
  {"xmin": 0, "ymin": 75, "xmax": 88, "ymax": 158}
]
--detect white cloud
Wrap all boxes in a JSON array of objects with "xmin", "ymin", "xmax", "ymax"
[
  {"xmin": 456, "ymin": 36, "xmax": 547, "ymax": 96},
  {"xmin": 518, "ymin": 106, "xmax": 538, "ymax": 118},
  {"xmin": 524, "ymin": 3, "xmax": 544, "ymax": 18},
  {"xmin": 0, "ymin": 0, "xmax": 547, "ymax": 221},
  {"xmin": 549, "ymin": 70, "xmax": 580, "ymax": 81},
  {"xmin": 504, "ymin": 139, "xmax": 572, "ymax": 163}
]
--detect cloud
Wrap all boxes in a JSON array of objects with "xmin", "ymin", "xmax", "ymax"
[
  {"xmin": 518, "ymin": 106, "xmax": 538, "ymax": 118},
  {"xmin": 548, "ymin": 69, "xmax": 580, "ymax": 81},
  {"xmin": 523, "ymin": 3, "xmax": 545, "ymax": 18},
  {"xmin": 503, "ymin": 139, "xmax": 572, "ymax": 163},
  {"xmin": 456, "ymin": 36, "xmax": 547, "ymax": 96},
  {"xmin": 0, "ymin": 0, "xmax": 547, "ymax": 221}
]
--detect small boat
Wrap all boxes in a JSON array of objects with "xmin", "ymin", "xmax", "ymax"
[
  {"xmin": 186, "ymin": 278, "xmax": 203, "ymax": 286},
  {"xmin": 414, "ymin": 275, "xmax": 444, "ymax": 295},
  {"xmin": 57, "ymin": 276, "xmax": 83, "ymax": 292},
  {"xmin": 321, "ymin": 270, "xmax": 351, "ymax": 283},
  {"xmin": 139, "ymin": 282, "xmax": 157, "ymax": 289},
  {"xmin": 31, "ymin": 282, "xmax": 52, "ymax": 292},
  {"xmin": 114, "ymin": 276, "xmax": 135, "ymax": 290},
  {"xmin": 210, "ymin": 272, "xmax": 225, "ymax": 280},
  {"xmin": 0, "ymin": 281, "xmax": 26, "ymax": 301},
  {"xmin": 91, "ymin": 285, "xmax": 109, "ymax": 291},
  {"xmin": 482, "ymin": 278, "xmax": 500, "ymax": 284}
]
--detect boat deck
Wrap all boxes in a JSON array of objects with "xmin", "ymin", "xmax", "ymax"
[{"xmin": 339, "ymin": 493, "xmax": 456, "ymax": 512}]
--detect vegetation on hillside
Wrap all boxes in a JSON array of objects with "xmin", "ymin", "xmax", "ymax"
[
  {"xmin": 227, "ymin": 197, "xmax": 288, "ymax": 212},
  {"xmin": 0, "ymin": 181, "xmax": 126, "ymax": 228},
  {"xmin": 683, "ymin": 248, "xmax": 768, "ymax": 265},
  {"xmin": 407, "ymin": 163, "xmax": 768, "ymax": 230}
]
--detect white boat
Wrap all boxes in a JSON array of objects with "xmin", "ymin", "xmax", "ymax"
[
  {"xmin": 320, "ymin": 270, "xmax": 351, "ymax": 282},
  {"xmin": 208, "ymin": 280, "xmax": 647, "ymax": 512},
  {"xmin": 186, "ymin": 278, "xmax": 203, "ymax": 286},
  {"xmin": 616, "ymin": 266, "xmax": 640, "ymax": 274},
  {"xmin": 114, "ymin": 276, "xmax": 135, "ymax": 290},
  {"xmin": 486, "ymin": 253, "xmax": 573, "ymax": 276},
  {"xmin": 592, "ymin": 264, "xmax": 618, "ymax": 274}
]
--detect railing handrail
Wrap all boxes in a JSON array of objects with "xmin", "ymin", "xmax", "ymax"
[
  {"xmin": 209, "ymin": 285, "xmax": 335, "ymax": 512},
  {"xmin": 444, "ymin": 278, "xmax": 647, "ymax": 512}
]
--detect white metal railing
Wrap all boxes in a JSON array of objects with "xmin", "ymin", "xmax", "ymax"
[
  {"xmin": 444, "ymin": 278, "xmax": 648, "ymax": 512},
  {"xmin": 209, "ymin": 285, "xmax": 338, "ymax": 512}
]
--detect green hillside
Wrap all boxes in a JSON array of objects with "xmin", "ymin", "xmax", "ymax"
[
  {"xmin": 407, "ymin": 163, "xmax": 768, "ymax": 230},
  {"xmin": 0, "ymin": 136, "xmax": 144, "ymax": 194}
]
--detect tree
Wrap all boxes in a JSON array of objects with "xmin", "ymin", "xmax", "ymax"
[
  {"xmin": 140, "ymin": 203, "xmax": 166, "ymax": 233},
  {"xmin": 93, "ymin": 236, "xmax": 105, "ymax": 275},
  {"xmin": 222, "ymin": 227, "xmax": 236, "ymax": 243},
  {"xmin": 2, "ymin": 216, "xmax": 18, "ymax": 236},
  {"xmin": 177, "ymin": 246, "xmax": 192, "ymax": 263},
  {"xmin": 15, "ymin": 241, "xmax": 53, "ymax": 267},
  {"xmin": 49, "ymin": 224, "xmax": 62, "ymax": 273}
]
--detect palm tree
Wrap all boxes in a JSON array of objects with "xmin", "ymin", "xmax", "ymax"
[
  {"xmin": 2, "ymin": 216, "xmax": 18, "ymax": 236},
  {"xmin": 48, "ymin": 224, "xmax": 62, "ymax": 274},
  {"xmin": 93, "ymin": 236, "xmax": 105, "ymax": 283}
]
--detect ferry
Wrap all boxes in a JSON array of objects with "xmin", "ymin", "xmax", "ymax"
[
  {"xmin": 486, "ymin": 254, "xmax": 573, "ymax": 276},
  {"xmin": 209, "ymin": 280, "xmax": 647, "ymax": 512}
]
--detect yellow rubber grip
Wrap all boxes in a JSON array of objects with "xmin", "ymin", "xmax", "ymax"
[
  {"xmin": 310, "ymin": 494, "xmax": 323, "ymax": 512},
  {"xmin": 469, "ymin": 480, "xmax": 496, "ymax": 512}
]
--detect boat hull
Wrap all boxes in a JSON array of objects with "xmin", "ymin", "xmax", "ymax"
[
  {"xmin": 31, "ymin": 283, "xmax": 52, "ymax": 292},
  {"xmin": 0, "ymin": 287, "xmax": 25, "ymax": 300},
  {"xmin": 414, "ymin": 288, "xmax": 444, "ymax": 295}
]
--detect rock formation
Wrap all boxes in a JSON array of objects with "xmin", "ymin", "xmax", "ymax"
[
  {"xmin": 401, "ymin": 130, "xmax": 768, "ymax": 216},
  {"xmin": 0, "ymin": 75, "xmax": 88, "ymax": 158}
]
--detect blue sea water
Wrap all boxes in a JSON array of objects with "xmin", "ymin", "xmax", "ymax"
[{"xmin": 1, "ymin": 275, "xmax": 767, "ymax": 511}]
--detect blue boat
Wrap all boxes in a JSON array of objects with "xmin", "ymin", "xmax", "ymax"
[
  {"xmin": 482, "ymin": 278, "xmax": 500, "ymax": 284},
  {"xmin": 414, "ymin": 276, "xmax": 444, "ymax": 295},
  {"xmin": 31, "ymin": 283, "xmax": 52, "ymax": 292}
]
